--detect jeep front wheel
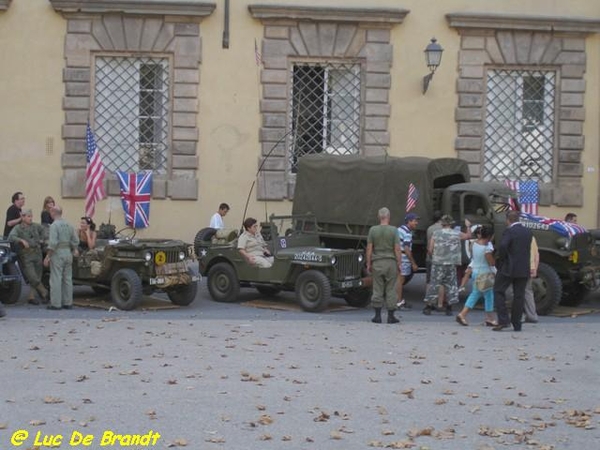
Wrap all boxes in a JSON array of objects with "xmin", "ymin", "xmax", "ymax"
[
  {"xmin": 110, "ymin": 268, "xmax": 143, "ymax": 310},
  {"xmin": 532, "ymin": 262, "xmax": 562, "ymax": 316},
  {"xmin": 167, "ymin": 268, "xmax": 199, "ymax": 306},
  {"xmin": 207, "ymin": 263, "xmax": 239, "ymax": 303},
  {"xmin": 295, "ymin": 270, "xmax": 331, "ymax": 312},
  {"xmin": 0, "ymin": 262, "xmax": 21, "ymax": 304}
]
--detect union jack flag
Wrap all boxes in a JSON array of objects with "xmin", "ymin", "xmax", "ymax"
[
  {"xmin": 505, "ymin": 180, "xmax": 539, "ymax": 215},
  {"xmin": 406, "ymin": 182, "xmax": 419, "ymax": 212},
  {"xmin": 117, "ymin": 170, "xmax": 152, "ymax": 229}
]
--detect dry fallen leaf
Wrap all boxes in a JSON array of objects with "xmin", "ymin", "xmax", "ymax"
[
  {"xmin": 29, "ymin": 420, "xmax": 46, "ymax": 426},
  {"xmin": 258, "ymin": 434, "xmax": 272, "ymax": 441},
  {"xmin": 330, "ymin": 431, "xmax": 342, "ymax": 440},
  {"xmin": 258, "ymin": 414, "xmax": 273, "ymax": 425},
  {"xmin": 43, "ymin": 396, "xmax": 64, "ymax": 404},
  {"xmin": 314, "ymin": 411, "xmax": 330, "ymax": 422}
]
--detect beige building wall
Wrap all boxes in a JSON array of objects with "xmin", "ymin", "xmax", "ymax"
[{"xmin": 1, "ymin": 0, "xmax": 599, "ymax": 241}]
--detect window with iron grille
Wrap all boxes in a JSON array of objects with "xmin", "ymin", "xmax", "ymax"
[
  {"xmin": 94, "ymin": 56, "xmax": 170, "ymax": 174},
  {"xmin": 288, "ymin": 62, "xmax": 361, "ymax": 173},
  {"xmin": 483, "ymin": 69, "xmax": 556, "ymax": 183}
]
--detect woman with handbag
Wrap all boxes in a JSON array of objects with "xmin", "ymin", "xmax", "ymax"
[{"xmin": 456, "ymin": 226, "xmax": 498, "ymax": 326}]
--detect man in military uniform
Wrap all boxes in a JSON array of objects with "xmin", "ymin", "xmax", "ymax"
[
  {"xmin": 366, "ymin": 207, "xmax": 403, "ymax": 324},
  {"xmin": 43, "ymin": 205, "xmax": 79, "ymax": 310},
  {"xmin": 8, "ymin": 209, "xmax": 48, "ymax": 305},
  {"xmin": 423, "ymin": 215, "xmax": 471, "ymax": 315}
]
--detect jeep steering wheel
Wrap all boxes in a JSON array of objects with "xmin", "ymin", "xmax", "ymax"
[{"xmin": 115, "ymin": 226, "xmax": 137, "ymax": 240}]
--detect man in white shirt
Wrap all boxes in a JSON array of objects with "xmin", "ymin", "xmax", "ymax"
[{"xmin": 209, "ymin": 203, "xmax": 230, "ymax": 229}]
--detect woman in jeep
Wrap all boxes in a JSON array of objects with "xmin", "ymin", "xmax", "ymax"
[{"xmin": 237, "ymin": 217, "xmax": 273, "ymax": 268}]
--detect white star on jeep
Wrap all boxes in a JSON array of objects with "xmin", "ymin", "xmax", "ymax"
[{"xmin": 200, "ymin": 249, "xmax": 207, "ymax": 257}]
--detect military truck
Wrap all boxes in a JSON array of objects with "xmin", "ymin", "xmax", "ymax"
[
  {"xmin": 195, "ymin": 214, "xmax": 366, "ymax": 311},
  {"xmin": 0, "ymin": 238, "xmax": 22, "ymax": 305},
  {"xmin": 292, "ymin": 154, "xmax": 600, "ymax": 315}
]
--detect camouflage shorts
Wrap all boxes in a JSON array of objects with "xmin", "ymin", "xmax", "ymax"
[{"xmin": 424, "ymin": 264, "xmax": 459, "ymax": 305}]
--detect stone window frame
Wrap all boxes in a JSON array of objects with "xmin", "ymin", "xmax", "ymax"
[
  {"xmin": 0, "ymin": 0, "xmax": 11, "ymax": 11},
  {"xmin": 447, "ymin": 12, "xmax": 600, "ymax": 207},
  {"xmin": 50, "ymin": 0, "xmax": 216, "ymax": 201},
  {"xmin": 249, "ymin": 4, "xmax": 410, "ymax": 200}
]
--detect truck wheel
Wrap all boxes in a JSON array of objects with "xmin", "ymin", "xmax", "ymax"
[
  {"xmin": 532, "ymin": 263, "xmax": 562, "ymax": 316},
  {"xmin": 256, "ymin": 286, "xmax": 282, "ymax": 297},
  {"xmin": 110, "ymin": 268, "xmax": 143, "ymax": 310},
  {"xmin": 207, "ymin": 263, "xmax": 239, "ymax": 303},
  {"xmin": 167, "ymin": 268, "xmax": 199, "ymax": 306},
  {"xmin": 0, "ymin": 262, "xmax": 21, "ymax": 304},
  {"xmin": 344, "ymin": 288, "xmax": 371, "ymax": 307},
  {"xmin": 560, "ymin": 283, "xmax": 585, "ymax": 307},
  {"xmin": 194, "ymin": 228, "xmax": 216, "ymax": 257},
  {"xmin": 296, "ymin": 270, "xmax": 331, "ymax": 312}
]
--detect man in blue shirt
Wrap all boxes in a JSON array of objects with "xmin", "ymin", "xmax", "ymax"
[{"xmin": 396, "ymin": 213, "xmax": 419, "ymax": 309}]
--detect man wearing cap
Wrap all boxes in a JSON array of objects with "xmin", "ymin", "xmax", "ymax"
[
  {"xmin": 424, "ymin": 215, "xmax": 471, "ymax": 315},
  {"xmin": 366, "ymin": 207, "xmax": 403, "ymax": 324},
  {"xmin": 43, "ymin": 205, "xmax": 79, "ymax": 310},
  {"xmin": 8, "ymin": 209, "xmax": 48, "ymax": 304},
  {"xmin": 396, "ymin": 212, "xmax": 419, "ymax": 309}
]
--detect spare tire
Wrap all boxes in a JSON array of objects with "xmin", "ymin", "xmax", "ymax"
[{"xmin": 194, "ymin": 227, "xmax": 217, "ymax": 257}]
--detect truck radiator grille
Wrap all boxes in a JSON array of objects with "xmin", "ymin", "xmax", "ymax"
[{"xmin": 334, "ymin": 254, "xmax": 361, "ymax": 281}]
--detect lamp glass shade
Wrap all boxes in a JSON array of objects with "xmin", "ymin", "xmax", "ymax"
[{"xmin": 424, "ymin": 38, "xmax": 443, "ymax": 71}]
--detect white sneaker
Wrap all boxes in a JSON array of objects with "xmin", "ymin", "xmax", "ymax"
[{"xmin": 396, "ymin": 299, "xmax": 405, "ymax": 308}]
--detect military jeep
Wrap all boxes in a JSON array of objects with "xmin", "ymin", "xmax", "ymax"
[
  {"xmin": 0, "ymin": 238, "xmax": 22, "ymax": 305},
  {"xmin": 47, "ymin": 227, "xmax": 199, "ymax": 310},
  {"xmin": 195, "ymin": 215, "xmax": 366, "ymax": 312}
]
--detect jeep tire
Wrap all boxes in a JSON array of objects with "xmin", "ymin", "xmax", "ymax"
[
  {"xmin": 0, "ymin": 262, "xmax": 21, "ymax": 304},
  {"xmin": 110, "ymin": 268, "xmax": 143, "ymax": 310},
  {"xmin": 167, "ymin": 268, "xmax": 199, "ymax": 306},
  {"xmin": 296, "ymin": 270, "xmax": 331, "ymax": 312},
  {"xmin": 532, "ymin": 262, "xmax": 561, "ymax": 316},
  {"xmin": 194, "ymin": 227, "xmax": 217, "ymax": 257},
  {"xmin": 207, "ymin": 263, "xmax": 239, "ymax": 303}
]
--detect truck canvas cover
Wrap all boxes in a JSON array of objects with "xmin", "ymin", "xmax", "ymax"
[{"xmin": 293, "ymin": 154, "xmax": 470, "ymax": 227}]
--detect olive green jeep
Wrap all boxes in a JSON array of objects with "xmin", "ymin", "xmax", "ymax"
[
  {"xmin": 44, "ymin": 227, "xmax": 199, "ymax": 310},
  {"xmin": 195, "ymin": 215, "xmax": 366, "ymax": 312},
  {"xmin": 0, "ymin": 238, "xmax": 22, "ymax": 305}
]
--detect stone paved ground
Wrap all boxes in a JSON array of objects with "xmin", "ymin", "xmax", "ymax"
[{"xmin": 1, "ymin": 278, "xmax": 599, "ymax": 449}]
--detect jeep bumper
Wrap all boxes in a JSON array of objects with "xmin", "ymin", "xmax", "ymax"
[
  {"xmin": 331, "ymin": 279, "xmax": 363, "ymax": 290},
  {"xmin": 150, "ymin": 273, "xmax": 201, "ymax": 287}
]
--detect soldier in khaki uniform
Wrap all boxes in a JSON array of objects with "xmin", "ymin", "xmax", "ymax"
[
  {"xmin": 8, "ymin": 209, "xmax": 48, "ymax": 304},
  {"xmin": 43, "ymin": 206, "xmax": 79, "ymax": 310},
  {"xmin": 366, "ymin": 207, "xmax": 403, "ymax": 324}
]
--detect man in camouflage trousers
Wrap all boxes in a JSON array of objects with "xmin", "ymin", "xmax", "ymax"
[
  {"xmin": 423, "ymin": 215, "xmax": 471, "ymax": 316},
  {"xmin": 43, "ymin": 206, "xmax": 79, "ymax": 310},
  {"xmin": 8, "ymin": 209, "xmax": 48, "ymax": 305}
]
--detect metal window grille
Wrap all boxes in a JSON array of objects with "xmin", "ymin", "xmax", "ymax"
[
  {"xmin": 483, "ymin": 69, "xmax": 556, "ymax": 183},
  {"xmin": 288, "ymin": 62, "xmax": 361, "ymax": 173},
  {"xmin": 94, "ymin": 56, "xmax": 170, "ymax": 174}
]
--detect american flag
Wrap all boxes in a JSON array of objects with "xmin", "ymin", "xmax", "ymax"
[
  {"xmin": 117, "ymin": 170, "xmax": 152, "ymax": 229},
  {"xmin": 505, "ymin": 180, "xmax": 539, "ymax": 215},
  {"xmin": 85, "ymin": 123, "xmax": 107, "ymax": 218},
  {"xmin": 406, "ymin": 182, "xmax": 419, "ymax": 212},
  {"xmin": 521, "ymin": 212, "xmax": 587, "ymax": 237},
  {"xmin": 254, "ymin": 38, "xmax": 262, "ymax": 66}
]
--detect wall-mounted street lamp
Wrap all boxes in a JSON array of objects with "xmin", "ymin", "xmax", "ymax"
[{"xmin": 422, "ymin": 37, "xmax": 443, "ymax": 94}]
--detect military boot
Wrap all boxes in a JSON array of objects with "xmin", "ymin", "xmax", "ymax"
[
  {"xmin": 371, "ymin": 307, "xmax": 382, "ymax": 324},
  {"xmin": 36, "ymin": 284, "xmax": 49, "ymax": 304},
  {"xmin": 387, "ymin": 310, "xmax": 400, "ymax": 324},
  {"xmin": 28, "ymin": 289, "xmax": 40, "ymax": 305}
]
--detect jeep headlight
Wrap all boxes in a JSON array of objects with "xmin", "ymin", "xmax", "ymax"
[
  {"xmin": 330, "ymin": 256, "xmax": 336, "ymax": 265},
  {"xmin": 144, "ymin": 252, "xmax": 152, "ymax": 262},
  {"xmin": 179, "ymin": 251, "xmax": 186, "ymax": 261},
  {"xmin": 358, "ymin": 254, "xmax": 364, "ymax": 263},
  {"xmin": 0, "ymin": 248, "xmax": 6, "ymax": 257},
  {"xmin": 556, "ymin": 237, "xmax": 570, "ymax": 250}
]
